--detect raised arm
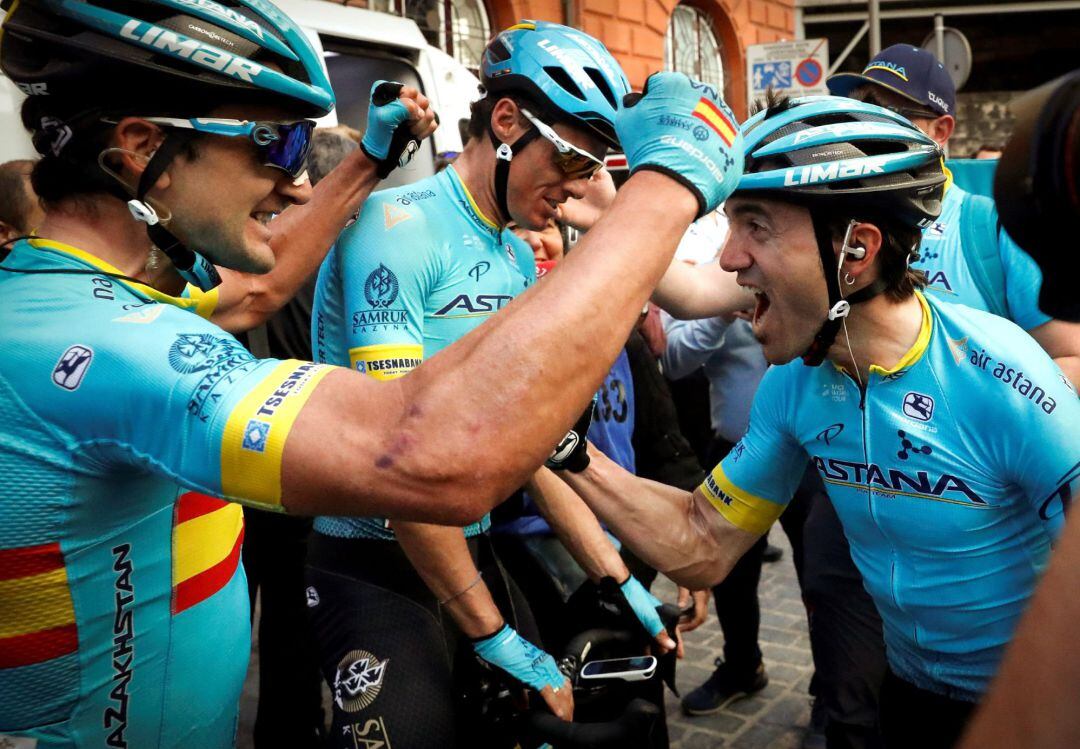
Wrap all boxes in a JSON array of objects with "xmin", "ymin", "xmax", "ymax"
[
  {"xmin": 281, "ymin": 170, "xmax": 698, "ymax": 522},
  {"xmin": 651, "ymin": 259, "xmax": 752, "ymax": 320},
  {"xmin": 277, "ymin": 72, "xmax": 744, "ymax": 524}
]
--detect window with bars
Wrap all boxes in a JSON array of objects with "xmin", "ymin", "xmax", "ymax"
[
  {"xmin": 665, "ymin": 4, "xmax": 724, "ymax": 93},
  {"xmin": 365, "ymin": 0, "xmax": 491, "ymax": 71}
]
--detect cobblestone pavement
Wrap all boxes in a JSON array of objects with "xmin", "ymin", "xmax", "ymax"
[
  {"xmin": 659, "ymin": 532, "xmax": 815, "ymax": 749},
  {"xmin": 238, "ymin": 533, "xmax": 813, "ymax": 749}
]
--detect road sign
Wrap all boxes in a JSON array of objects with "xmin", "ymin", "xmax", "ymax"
[{"xmin": 747, "ymin": 38, "xmax": 830, "ymax": 106}]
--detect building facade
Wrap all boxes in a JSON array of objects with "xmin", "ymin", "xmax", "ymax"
[{"xmin": 340, "ymin": 0, "xmax": 796, "ymax": 119}]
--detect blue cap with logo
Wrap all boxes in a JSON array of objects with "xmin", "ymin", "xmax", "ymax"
[{"xmin": 827, "ymin": 44, "xmax": 956, "ymax": 117}]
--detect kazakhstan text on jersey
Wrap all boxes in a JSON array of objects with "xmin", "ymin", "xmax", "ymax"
[
  {"xmin": 0, "ymin": 239, "xmax": 332, "ymax": 748},
  {"xmin": 700, "ymin": 292, "xmax": 1079, "ymax": 701},
  {"xmin": 312, "ymin": 165, "xmax": 535, "ymax": 540}
]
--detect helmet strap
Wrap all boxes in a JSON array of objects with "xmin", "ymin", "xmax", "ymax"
[
  {"xmin": 129, "ymin": 132, "xmax": 221, "ymax": 291},
  {"xmin": 488, "ymin": 124, "xmax": 540, "ymax": 226},
  {"xmin": 800, "ymin": 213, "xmax": 889, "ymax": 367}
]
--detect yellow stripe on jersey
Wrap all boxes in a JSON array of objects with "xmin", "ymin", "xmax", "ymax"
[
  {"xmin": 349, "ymin": 343, "xmax": 424, "ymax": 381},
  {"xmin": 0, "ymin": 567, "xmax": 76, "ymax": 639},
  {"xmin": 29, "ymin": 238, "xmax": 217, "ymax": 319},
  {"xmin": 699, "ymin": 464, "xmax": 784, "ymax": 536},
  {"xmin": 172, "ymin": 503, "xmax": 245, "ymax": 585},
  {"xmin": 221, "ymin": 360, "xmax": 334, "ymax": 510}
]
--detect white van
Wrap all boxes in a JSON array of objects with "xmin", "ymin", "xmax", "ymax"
[{"xmin": 0, "ymin": 0, "xmax": 482, "ymax": 187}]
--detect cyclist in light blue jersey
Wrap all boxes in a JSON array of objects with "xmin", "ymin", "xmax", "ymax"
[
  {"xmin": 0, "ymin": 0, "xmax": 745, "ymax": 745},
  {"xmin": 828, "ymin": 44, "xmax": 1080, "ymax": 386},
  {"xmin": 547, "ymin": 96, "xmax": 1079, "ymax": 749},
  {"xmin": 307, "ymin": 22, "xmax": 688, "ymax": 747}
]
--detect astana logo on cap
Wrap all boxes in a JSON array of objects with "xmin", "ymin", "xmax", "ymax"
[{"xmin": 864, "ymin": 60, "xmax": 907, "ymax": 80}]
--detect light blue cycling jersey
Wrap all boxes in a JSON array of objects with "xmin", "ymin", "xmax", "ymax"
[
  {"xmin": 312, "ymin": 165, "xmax": 535, "ymax": 540},
  {"xmin": 0, "ymin": 239, "xmax": 334, "ymax": 748},
  {"xmin": 917, "ymin": 176, "xmax": 1050, "ymax": 331},
  {"xmin": 700, "ymin": 292, "xmax": 1079, "ymax": 701}
]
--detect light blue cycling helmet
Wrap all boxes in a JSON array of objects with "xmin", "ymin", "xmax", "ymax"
[
  {"xmin": 482, "ymin": 20, "xmax": 629, "ymax": 149},
  {"xmin": 1, "ymin": 0, "xmax": 335, "ymax": 119},
  {"xmin": 735, "ymin": 95, "xmax": 945, "ymax": 227}
]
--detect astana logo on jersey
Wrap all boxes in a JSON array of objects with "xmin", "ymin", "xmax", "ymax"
[{"xmin": 364, "ymin": 264, "xmax": 400, "ymax": 308}]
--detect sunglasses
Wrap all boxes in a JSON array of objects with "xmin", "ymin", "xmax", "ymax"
[
  {"xmin": 143, "ymin": 117, "xmax": 315, "ymax": 179},
  {"xmin": 520, "ymin": 108, "xmax": 605, "ymax": 180}
]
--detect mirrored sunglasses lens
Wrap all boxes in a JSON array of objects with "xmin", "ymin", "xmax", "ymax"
[
  {"xmin": 263, "ymin": 121, "xmax": 313, "ymax": 176},
  {"xmin": 555, "ymin": 150, "xmax": 601, "ymax": 179}
]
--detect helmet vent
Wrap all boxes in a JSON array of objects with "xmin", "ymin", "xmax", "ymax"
[
  {"xmin": 544, "ymin": 66, "xmax": 586, "ymax": 101},
  {"xmin": 585, "ymin": 68, "xmax": 617, "ymax": 109},
  {"xmin": 487, "ymin": 38, "xmax": 512, "ymax": 64}
]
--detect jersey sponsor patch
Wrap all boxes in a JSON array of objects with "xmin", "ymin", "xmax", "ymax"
[
  {"xmin": 220, "ymin": 360, "xmax": 334, "ymax": 508},
  {"xmin": 383, "ymin": 203, "xmax": 412, "ymax": 230},
  {"xmin": 112, "ymin": 305, "xmax": 166, "ymax": 324},
  {"xmin": 349, "ymin": 343, "xmax": 423, "ymax": 381},
  {"xmin": 52, "ymin": 345, "xmax": 93, "ymax": 391},
  {"xmin": 333, "ymin": 649, "xmax": 389, "ymax": 712}
]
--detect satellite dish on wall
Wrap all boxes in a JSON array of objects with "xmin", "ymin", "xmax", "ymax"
[{"xmin": 922, "ymin": 27, "xmax": 972, "ymax": 90}]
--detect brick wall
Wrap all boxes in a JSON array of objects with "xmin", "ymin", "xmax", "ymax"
[{"xmin": 487, "ymin": 0, "xmax": 795, "ymax": 119}]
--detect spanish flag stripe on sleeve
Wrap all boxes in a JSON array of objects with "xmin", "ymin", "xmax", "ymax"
[
  {"xmin": 0, "ymin": 568, "xmax": 76, "ymax": 638},
  {"xmin": 172, "ymin": 501, "xmax": 245, "ymax": 584},
  {"xmin": 692, "ymin": 97, "xmax": 737, "ymax": 147},
  {"xmin": 175, "ymin": 491, "xmax": 230, "ymax": 524},
  {"xmin": 0, "ymin": 542, "xmax": 64, "ymax": 581},
  {"xmin": 173, "ymin": 528, "xmax": 245, "ymax": 615},
  {"xmin": 698, "ymin": 465, "xmax": 784, "ymax": 536},
  {"xmin": 220, "ymin": 361, "xmax": 334, "ymax": 509},
  {"xmin": 0, "ymin": 542, "xmax": 78, "ymax": 668},
  {"xmin": 0, "ymin": 624, "xmax": 79, "ymax": 669}
]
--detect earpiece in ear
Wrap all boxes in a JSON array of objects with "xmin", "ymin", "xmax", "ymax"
[{"xmin": 843, "ymin": 244, "xmax": 866, "ymax": 260}]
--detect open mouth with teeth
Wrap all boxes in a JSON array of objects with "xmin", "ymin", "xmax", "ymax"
[
  {"xmin": 748, "ymin": 286, "xmax": 771, "ymax": 326},
  {"xmin": 251, "ymin": 211, "xmax": 277, "ymax": 226}
]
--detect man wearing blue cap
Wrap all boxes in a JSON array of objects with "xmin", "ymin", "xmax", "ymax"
[{"xmin": 829, "ymin": 45, "xmax": 1079, "ymax": 385}]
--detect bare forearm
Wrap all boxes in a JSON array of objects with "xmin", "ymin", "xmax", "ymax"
[
  {"xmin": 394, "ymin": 521, "xmax": 503, "ymax": 638},
  {"xmin": 527, "ymin": 467, "xmax": 628, "ymax": 582},
  {"xmin": 958, "ymin": 491, "xmax": 1080, "ymax": 749},
  {"xmin": 558, "ymin": 449, "xmax": 756, "ymax": 588},
  {"xmin": 652, "ymin": 260, "xmax": 750, "ymax": 320}
]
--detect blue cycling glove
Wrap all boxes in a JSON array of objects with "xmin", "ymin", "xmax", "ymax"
[
  {"xmin": 473, "ymin": 624, "xmax": 567, "ymax": 692},
  {"xmin": 615, "ymin": 71, "xmax": 744, "ymax": 218},
  {"xmin": 619, "ymin": 575, "xmax": 665, "ymax": 638},
  {"xmin": 360, "ymin": 80, "xmax": 421, "ymax": 178}
]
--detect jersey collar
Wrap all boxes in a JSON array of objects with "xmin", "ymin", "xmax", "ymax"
[
  {"xmin": 25, "ymin": 238, "xmax": 218, "ymax": 319},
  {"xmin": 868, "ymin": 291, "xmax": 933, "ymax": 378},
  {"xmin": 941, "ymin": 163, "xmax": 954, "ymax": 196},
  {"xmin": 444, "ymin": 165, "xmax": 501, "ymax": 235}
]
